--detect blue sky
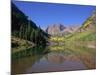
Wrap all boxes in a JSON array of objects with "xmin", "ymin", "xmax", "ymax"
[{"xmin": 12, "ymin": 1, "xmax": 96, "ymax": 30}]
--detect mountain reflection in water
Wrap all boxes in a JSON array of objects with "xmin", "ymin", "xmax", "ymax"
[{"xmin": 12, "ymin": 45, "xmax": 87, "ymax": 74}]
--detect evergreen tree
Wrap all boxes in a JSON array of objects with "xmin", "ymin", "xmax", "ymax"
[
  {"xmin": 19, "ymin": 24, "xmax": 23, "ymax": 39},
  {"xmin": 30, "ymin": 29, "xmax": 35, "ymax": 42}
]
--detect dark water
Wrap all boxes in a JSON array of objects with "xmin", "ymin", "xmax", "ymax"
[{"xmin": 12, "ymin": 45, "xmax": 87, "ymax": 74}]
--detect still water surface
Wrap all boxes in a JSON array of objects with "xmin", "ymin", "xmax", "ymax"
[{"xmin": 12, "ymin": 46, "xmax": 87, "ymax": 74}]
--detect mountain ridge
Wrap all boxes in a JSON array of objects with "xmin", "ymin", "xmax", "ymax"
[{"xmin": 46, "ymin": 24, "xmax": 80, "ymax": 36}]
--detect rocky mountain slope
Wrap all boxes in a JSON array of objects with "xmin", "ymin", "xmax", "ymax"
[
  {"xmin": 46, "ymin": 24, "xmax": 80, "ymax": 36},
  {"xmin": 79, "ymin": 11, "xmax": 96, "ymax": 32},
  {"xmin": 46, "ymin": 11, "xmax": 95, "ymax": 38},
  {"xmin": 66, "ymin": 11, "xmax": 96, "ymax": 41},
  {"xmin": 46, "ymin": 24, "xmax": 66, "ymax": 35}
]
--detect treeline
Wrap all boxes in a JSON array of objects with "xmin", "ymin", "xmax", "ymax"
[{"xmin": 11, "ymin": 3, "xmax": 49, "ymax": 46}]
